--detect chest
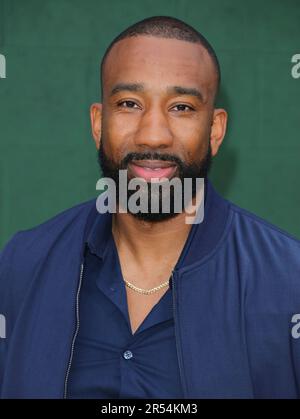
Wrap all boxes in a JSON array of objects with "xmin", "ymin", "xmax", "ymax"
[{"xmin": 125, "ymin": 285, "xmax": 170, "ymax": 335}]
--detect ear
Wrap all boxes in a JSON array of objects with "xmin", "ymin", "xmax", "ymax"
[
  {"xmin": 210, "ymin": 108, "xmax": 228, "ymax": 157},
  {"xmin": 90, "ymin": 103, "xmax": 103, "ymax": 150}
]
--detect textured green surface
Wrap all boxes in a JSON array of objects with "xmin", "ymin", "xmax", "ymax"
[{"xmin": 0, "ymin": 0, "xmax": 299, "ymax": 248}]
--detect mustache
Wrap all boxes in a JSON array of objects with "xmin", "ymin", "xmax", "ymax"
[{"xmin": 120, "ymin": 151, "xmax": 184, "ymax": 169}]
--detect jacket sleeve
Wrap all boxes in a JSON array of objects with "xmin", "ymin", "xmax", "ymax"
[
  {"xmin": 291, "ymin": 313, "xmax": 300, "ymax": 397},
  {"xmin": 0, "ymin": 232, "xmax": 22, "ymax": 395}
]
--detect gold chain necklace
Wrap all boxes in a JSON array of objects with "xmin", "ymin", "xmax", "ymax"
[{"xmin": 123, "ymin": 277, "xmax": 170, "ymax": 295}]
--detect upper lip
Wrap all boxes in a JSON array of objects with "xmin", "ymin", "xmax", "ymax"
[{"xmin": 130, "ymin": 160, "xmax": 176, "ymax": 169}]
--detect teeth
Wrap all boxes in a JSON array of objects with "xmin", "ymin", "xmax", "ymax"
[{"xmin": 144, "ymin": 167, "xmax": 163, "ymax": 171}]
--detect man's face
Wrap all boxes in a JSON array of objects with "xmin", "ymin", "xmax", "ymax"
[{"xmin": 91, "ymin": 35, "xmax": 227, "ymax": 221}]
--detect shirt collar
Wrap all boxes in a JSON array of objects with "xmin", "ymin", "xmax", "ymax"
[{"xmin": 86, "ymin": 209, "xmax": 112, "ymax": 259}]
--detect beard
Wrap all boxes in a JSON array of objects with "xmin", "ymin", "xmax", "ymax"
[{"xmin": 97, "ymin": 139, "xmax": 212, "ymax": 222}]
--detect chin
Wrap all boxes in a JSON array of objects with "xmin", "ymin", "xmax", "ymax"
[{"xmin": 128, "ymin": 210, "xmax": 181, "ymax": 223}]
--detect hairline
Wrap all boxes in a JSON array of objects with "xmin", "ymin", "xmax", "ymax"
[{"xmin": 100, "ymin": 19, "xmax": 221, "ymax": 105}]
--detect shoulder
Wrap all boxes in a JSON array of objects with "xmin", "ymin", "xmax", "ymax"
[
  {"xmin": 227, "ymin": 200, "xmax": 300, "ymax": 269},
  {"xmin": 15, "ymin": 198, "xmax": 96, "ymax": 243},
  {"xmin": 2, "ymin": 198, "xmax": 96, "ymax": 252},
  {"xmin": 0, "ymin": 198, "xmax": 97, "ymax": 289},
  {"xmin": 228, "ymin": 201, "xmax": 300, "ymax": 250},
  {"xmin": 226, "ymin": 201, "xmax": 300, "ymax": 306}
]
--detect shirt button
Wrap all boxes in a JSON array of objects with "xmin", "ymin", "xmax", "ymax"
[{"xmin": 123, "ymin": 350, "xmax": 133, "ymax": 360}]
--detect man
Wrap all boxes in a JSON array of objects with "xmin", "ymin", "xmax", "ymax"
[{"xmin": 0, "ymin": 15, "xmax": 300, "ymax": 399}]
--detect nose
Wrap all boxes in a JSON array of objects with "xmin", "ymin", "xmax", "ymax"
[{"xmin": 133, "ymin": 106, "xmax": 174, "ymax": 149}]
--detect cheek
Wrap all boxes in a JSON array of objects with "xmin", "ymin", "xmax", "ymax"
[
  {"xmin": 175, "ymin": 124, "xmax": 211, "ymax": 162},
  {"xmin": 171, "ymin": 111, "xmax": 211, "ymax": 141},
  {"xmin": 109, "ymin": 112, "xmax": 132, "ymax": 130},
  {"xmin": 102, "ymin": 116, "xmax": 134, "ymax": 161}
]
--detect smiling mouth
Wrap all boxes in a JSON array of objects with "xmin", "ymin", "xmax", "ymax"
[{"xmin": 128, "ymin": 160, "xmax": 177, "ymax": 181}]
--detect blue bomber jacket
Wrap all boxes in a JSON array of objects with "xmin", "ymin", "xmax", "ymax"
[{"xmin": 0, "ymin": 179, "xmax": 300, "ymax": 399}]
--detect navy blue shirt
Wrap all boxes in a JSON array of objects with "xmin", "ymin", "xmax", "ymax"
[{"xmin": 66, "ymin": 217, "xmax": 183, "ymax": 399}]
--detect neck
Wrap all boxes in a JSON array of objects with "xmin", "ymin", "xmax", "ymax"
[
  {"xmin": 112, "ymin": 211, "xmax": 192, "ymax": 270},
  {"xmin": 111, "ymin": 181, "xmax": 205, "ymax": 283}
]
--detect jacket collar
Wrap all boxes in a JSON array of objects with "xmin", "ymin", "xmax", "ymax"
[{"xmin": 84, "ymin": 177, "xmax": 231, "ymax": 270}]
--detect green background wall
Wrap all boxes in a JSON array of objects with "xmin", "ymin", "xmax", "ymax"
[{"xmin": 0, "ymin": 0, "xmax": 299, "ymax": 249}]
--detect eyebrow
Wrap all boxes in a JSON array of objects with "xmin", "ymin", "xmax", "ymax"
[{"xmin": 109, "ymin": 83, "xmax": 206, "ymax": 104}]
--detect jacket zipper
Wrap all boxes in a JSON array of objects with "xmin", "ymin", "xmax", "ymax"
[
  {"xmin": 63, "ymin": 261, "xmax": 85, "ymax": 399},
  {"xmin": 172, "ymin": 270, "xmax": 188, "ymax": 398}
]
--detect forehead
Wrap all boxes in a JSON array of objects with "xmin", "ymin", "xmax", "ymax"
[{"xmin": 103, "ymin": 35, "xmax": 217, "ymax": 101}]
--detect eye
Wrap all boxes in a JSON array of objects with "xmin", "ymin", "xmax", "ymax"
[
  {"xmin": 117, "ymin": 100, "xmax": 140, "ymax": 109},
  {"xmin": 172, "ymin": 104, "xmax": 195, "ymax": 112}
]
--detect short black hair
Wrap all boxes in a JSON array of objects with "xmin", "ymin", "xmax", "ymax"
[{"xmin": 100, "ymin": 15, "xmax": 221, "ymax": 105}]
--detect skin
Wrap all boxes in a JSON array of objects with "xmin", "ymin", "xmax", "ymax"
[{"xmin": 90, "ymin": 35, "xmax": 228, "ymax": 333}]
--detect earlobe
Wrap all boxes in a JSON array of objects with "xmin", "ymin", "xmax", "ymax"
[{"xmin": 90, "ymin": 103, "xmax": 103, "ymax": 150}]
